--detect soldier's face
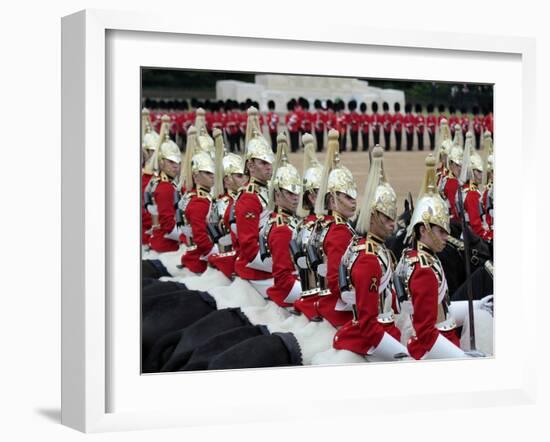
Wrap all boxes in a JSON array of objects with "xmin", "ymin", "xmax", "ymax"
[
  {"xmin": 473, "ymin": 169, "xmax": 483, "ymax": 184},
  {"xmin": 249, "ymin": 159, "xmax": 273, "ymax": 182},
  {"xmin": 370, "ymin": 210, "xmax": 395, "ymax": 239},
  {"xmin": 450, "ymin": 162, "xmax": 461, "ymax": 178},
  {"xmin": 421, "ymin": 224, "xmax": 448, "ymax": 253},
  {"xmin": 334, "ymin": 192, "xmax": 357, "ymax": 219},
  {"xmin": 161, "ymin": 159, "xmax": 180, "ymax": 179},
  {"xmin": 194, "ymin": 171, "xmax": 214, "ymax": 189},
  {"xmin": 276, "ymin": 189, "xmax": 300, "ymax": 212},
  {"xmin": 229, "ymin": 173, "xmax": 247, "ymax": 191}
]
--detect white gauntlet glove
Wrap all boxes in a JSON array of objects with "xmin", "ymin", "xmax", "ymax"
[
  {"xmin": 147, "ymin": 204, "xmax": 158, "ymax": 216},
  {"xmin": 477, "ymin": 295, "xmax": 493, "ymax": 316}
]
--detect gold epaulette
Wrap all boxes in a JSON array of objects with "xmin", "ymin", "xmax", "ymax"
[
  {"xmin": 364, "ymin": 240, "xmax": 378, "ymax": 255},
  {"xmin": 334, "ymin": 214, "xmax": 346, "ymax": 225},
  {"xmin": 245, "ymin": 183, "xmax": 256, "ymax": 194},
  {"xmin": 275, "ymin": 214, "xmax": 285, "ymax": 227},
  {"xmin": 160, "ymin": 172, "xmax": 170, "ymax": 182},
  {"xmin": 418, "ymin": 251, "xmax": 434, "ymax": 268},
  {"xmin": 197, "ymin": 188, "xmax": 212, "ymax": 200},
  {"xmin": 469, "ymin": 183, "xmax": 478, "ymax": 192}
]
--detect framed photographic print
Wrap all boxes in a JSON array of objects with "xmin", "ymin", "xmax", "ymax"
[{"xmin": 62, "ymin": 8, "xmax": 536, "ymax": 433}]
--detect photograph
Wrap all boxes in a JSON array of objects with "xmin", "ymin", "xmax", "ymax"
[{"xmin": 140, "ymin": 69, "xmax": 495, "ymax": 373}]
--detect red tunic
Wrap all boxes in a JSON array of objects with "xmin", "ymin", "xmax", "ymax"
[
  {"xmin": 142, "ymin": 172, "xmax": 154, "ymax": 245},
  {"xmin": 180, "ymin": 186, "xmax": 214, "ymax": 273},
  {"xmin": 361, "ymin": 113, "xmax": 371, "ymax": 134},
  {"xmin": 266, "ymin": 111, "xmax": 280, "ymax": 134},
  {"xmin": 208, "ymin": 193, "xmax": 238, "ymax": 279},
  {"xmin": 416, "ymin": 114, "xmax": 426, "ymax": 135},
  {"xmin": 149, "ymin": 173, "xmax": 179, "ymax": 253},
  {"xmin": 482, "ymin": 186, "xmax": 493, "ymax": 231},
  {"xmin": 348, "ymin": 111, "xmax": 361, "ymax": 133},
  {"xmin": 404, "ymin": 113, "xmax": 415, "ymax": 135},
  {"xmin": 333, "ymin": 237, "xmax": 400, "ymax": 354},
  {"xmin": 382, "ymin": 112, "xmax": 392, "ymax": 134},
  {"xmin": 462, "ymin": 183, "xmax": 493, "ymax": 241},
  {"xmin": 442, "ymin": 174, "xmax": 460, "ymax": 221},
  {"xmin": 405, "ymin": 246, "xmax": 460, "ymax": 360},
  {"xmin": 483, "ymin": 114, "xmax": 493, "ymax": 134},
  {"xmin": 234, "ymin": 180, "xmax": 272, "ymax": 280},
  {"xmin": 392, "ymin": 112, "xmax": 404, "ymax": 133},
  {"xmin": 266, "ymin": 211, "xmax": 300, "ymax": 307},
  {"xmin": 427, "ymin": 114, "xmax": 437, "ymax": 136},
  {"xmin": 285, "ymin": 111, "xmax": 300, "ymax": 133},
  {"xmin": 315, "ymin": 215, "xmax": 354, "ymax": 327}
]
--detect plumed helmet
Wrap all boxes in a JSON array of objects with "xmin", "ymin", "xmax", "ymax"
[
  {"xmin": 408, "ymin": 155, "xmax": 450, "ymax": 238},
  {"xmin": 355, "ymin": 146, "xmax": 397, "ymax": 235},
  {"xmin": 314, "ymin": 130, "xmax": 357, "ymax": 216},
  {"xmin": 268, "ymin": 134, "xmax": 302, "ymax": 209},
  {"xmin": 141, "ymin": 108, "xmax": 160, "ymax": 151},
  {"xmin": 301, "ymin": 133, "xmax": 322, "ymax": 192},
  {"xmin": 245, "ymin": 131, "xmax": 275, "ymax": 164},
  {"xmin": 448, "ymin": 142, "xmax": 464, "ymax": 166},
  {"xmin": 191, "ymin": 151, "xmax": 215, "ymax": 174},
  {"xmin": 436, "ymin": 118, "xmax": 453, "ymax": 157}
]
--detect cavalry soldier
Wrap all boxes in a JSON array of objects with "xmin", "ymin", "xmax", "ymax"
[
  {"xmin": 145, "ymin": 122, "xmax": 183, "ymax": 253},
  {"xmin": 481, "ymin": 131, "xmax": 494, "ymax": 232},
  {"xmin": 392, "ymin": 102, "xmax": 404, "ymax": 151},
  {"xmin": 233, "ymin": 121, "xmax": 275, "ymax": 296},
  {"xmin": 439, "ymin": 138, "xmax": 463, "ymax": 221},
  {"xmin": 397, "ymin": 154, "xmax": 493, "ymax": 359},
  {"xmin": 207, "ymin": 129, "xmax": 248, "ymax": 279},
  {"xmin": 178, "ymin": 138, "xmax": 218, "ymax": 273},
  {"xmin": 293, "ymin": 134, "xmax": 325, "ymax": 320},
  {"xmin": 415, "ymin": 103, "xmax": 426, "ymax": 151},
  {"xmin": 333, "ymin": 146, "xmax": 409, "ymax": 360},
  {"xmin": 434, "ymin": 118, "xmax": 453, "ymax": 186},
  {"xmin": 311, "ymin": 129, "xmax": 357, "ymax": 327},
  {"xmin": 262, "ymin": 139, "xmax": 304, "ymax": 308},
  {"xmin": 457, "ymin": 133, "xmax": 493, "ymax": 241},
  {"xmin": 141, "ymin": 109, "xmax": 161, "ymax": 245}
]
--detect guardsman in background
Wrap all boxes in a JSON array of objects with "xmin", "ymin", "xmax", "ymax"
[
  {"xmin": 403, "ymin": 103, "xmax": 415, "ymax": 151},
  {"xmin": 448, "ymin": 105, "xmax": 459, "ymax": 138},
  {"xmin": 371, "ymin": 101, "xmax": 382, "ymax": 147},
  {"xmin": 415, "ymin": 103, "xmax": 426, "ymax": 151},
  {"xmin": 291, "ymin": 134, "xmax": 324, "ymax": 319},
  {"xmin": 233, "ymin": 112, "xmax": 275, "ymax": 296},
  {"xmin": 359, "ymin": 102, "xmax": 371, "ymax": 152},
  {"xmin": 457, "ymin": 133, "xmax": 493, "ymax": 241},
  {"xmin": 225, "ymin": 101, "xmax": 240, "ymax": 153},
  {"xmin": 482, "ymin": 106, "xmax": 493, "ymax": 137},
  {"xmin": 392, "ymin": 102, "xmax": 404, "ymax": 151},
  {"xmin": 141, "ymin": 109, "xmax": 161, "ymax": 245},
  {"xmin": 439, "ymin": 138, "xmax": 463, "ymax": 222},
  {"xmin": 437, "ymin": 104, "xmax": 447, "ymax": 125},
  {"xmin": 382, "ymin": 101, "xmax": 392, "ymax": 151},
  {"xmin": 207, "ymin": 129, "xmax": 248, "ymax": 279},
  {"xmin": 238, "ymin": 102, "xmax": 248, "ymax": 150},
  {"xmin": 263, "ymin": 139, "xmax": 304, "ymax": 308},
  {"xmin": 300, "ymin": 99, "xmax": 314, "ymax": 147},
  {"xmin": 266, "ymin": 99, "xmax": 280, "ymax": 151},
  {"xmin": 333, "ymin": 146, "xmax": 409, "ymax": 360},
  {"xmin": 335, "ymin": 100, "xmax": 348, "ymax": 152},
  {"xmin": 313, "ymin": 99, "xmax": 326, "ymax": 152},
  {"xmin": 460, "ymin": 108, "xmax": 470, "ymax": 139},
  {"xmin": 312, "ymin": 130, "xmax": 357, "ymax": 327},
  {"xmin": 426, "ymin": 103, "xmax": 437, "ymax": 151},
  {"xmin": 145, "ymin": 121, "xmax": 182, "ymax": 253},
  {"xmin": 348, "ymin": 99, "xmax": 361, "ymax": 151},
  {"xmin": 472, "ymin": 105, "xmax": 483, "ymax": 150},
  {"xmin": 286, "ymin": 99, "xmax": 300, "ymax": 153}
]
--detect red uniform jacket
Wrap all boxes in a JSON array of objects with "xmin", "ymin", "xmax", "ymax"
[
  {"xmin": 405, "ymin": 245, "xmax": 460, "ymax": 360},
  {"xmin": 382, "ymin": 112, "xmax": 392, "ymax": 133},
  {"xmin": 266, "ymin": 210, "xmax": 301, "ymax": 307},
  {"xmin": 442, "ymin": 174, "xmax": 460, "ymax": 221},
  {"xmin": 361, "ymin": 113, "xmax": 371, "ymax": 134},
  {"xmin": 208, "ymin": 192, "xmax": 238, "ymax": 278},
  {"xmin": 371, "ymin": 113, "xmax": 383, "ymax": 135},
  {"xmin": 416, "ymin": 114, "xmax": 425, "ymax": 134},
  {"xmin": 333, "ymin": 236, "xmax": 400, "ymax": 354},
  {"xmin": 180, "ymin": 186, "xmax": 214, "ymax": 273},
  {"xmin": 403, "ymin": 113, "xmax": 415, "ymax": 135},
  {"xmin": 348, "ymin": 111, "xmax": 361, "ymax": 133},
  {"xmin": 462, "ymin": 183, "xmax": 493, "ymax": 241},
  {"xmin": 300, "ymin": 111, "xmax": 314, "ymax": 133},
  {"xmin": 285, "ymin": 111, "xmax": 300, "ymax": 133},
  {"xmin": 266, "ymin": 111, "xmax": 280, "ymax": 134},
  {"xmin": 142, "ymin": 172, "xmax": 154, "ymax": 245},
  {"xmin": 483, "ymin": 114, "xmax": 493, "ymax": 134},
  {"xmin": 315, "ymin": 213, "xmax": 354, "ymax": 327},
  {"xmin": 427, "ymin": 114, "xmax": 437, "ymax": 136},
  {"xmin": 234, "ymin": 179, "xmax": 272, "ymax": 280},
  {"xmin": 149, "ymin": 172, "xmax": 179, "ymax": 253},
  {"xmin": 225, "ymin": 111, "xmax": 240, "ymax": 136},
  {"xmin": 392, "ymin": 112, "xmax": 404, "ymax": 133},
  {"xmin": 482, "ymin": 185, "xmax": 493, "ymax": 231},
  {"xmin": 461, "ymin": 116, "xmax": 470, "ymax": 136}
]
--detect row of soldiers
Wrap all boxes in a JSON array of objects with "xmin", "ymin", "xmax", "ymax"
[
  {"xmin": 145, "ymin": 97, "xmax": 493, "ymax": 154},
  {"xmin": 141, "ymin": 106, "xmax": 494, "ymax": 361}
]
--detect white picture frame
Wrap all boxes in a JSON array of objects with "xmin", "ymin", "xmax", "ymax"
[{"xmin": 61, "ymin": 9, "xmax": 537, "ymax": 433}]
